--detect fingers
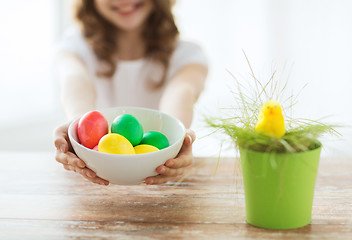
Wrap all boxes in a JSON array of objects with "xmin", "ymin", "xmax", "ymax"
[
  {"xmin": 54, "ymin": 121, "xmax": 85, "ymax": 170},
  {"xmin": 87, "ymin": 176, "xmax": 110, "ymax": 186},
  {"xmin": 54, "ymin": 121, "xmax": 109, "ymax": 186},
  {"xmin": 56, "ymin": 150, "xmax": 109, "ymax": 185},
  {"xmin": 185, "ymin": 129, "xmax": 196, "ymax": 146},
  {"xmin": 54, "ymin": 134, "xmax": 109, "ymax": 186},
  {"xmin": 145, "ymin": 166, "xmax": 188, "ymax": 184},
  {"xmin": 145, "ymin": 175, "xmax": 181, "ymax": 185},
  {"xmin": 165, "ymin": 154, "xmax": 193, "ymax": 169},
  {"xmin": 55, "ymin": 150, "xmax": 86, "ymax": 168},
  {"xmin": 62, "ymin": 163, "xmax": 109, "ymax": 185},
  {"xmin": 145, "ymin": 129, "xmax": 196, "ymax": 185},
  {"xmin": 53, "ymin": 122, "xmax": 71, "ymax": 153},
  {"xmin": 157, "ymin": 149, "xmax": 193, "ymax": 175},
  {"xmin": 164, "ymin": 130, "xmax": 195, "ymax": 169},
  {"xmin": 156, "ymin": 165, "xmax": 190, "ymax": 177},
  {"xmin": 54, "ymin": 134, "xmax": 68, "ymax": 153},
  {"xmin": 75, "ymin": 167, "xmax": 109, "ymax": 185},
  {"xmin": 61, "ymin": 159, "xmax": 88, "ymax": 175}
]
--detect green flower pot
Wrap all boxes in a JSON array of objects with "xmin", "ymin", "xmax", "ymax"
[{"xmin": 239, "ymin": 144, "xmax": 322, "ymax": 229}]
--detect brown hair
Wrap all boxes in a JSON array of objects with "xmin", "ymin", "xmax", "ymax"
[{"xmin": 74, "ymin": 0, "xmax": 179, "ymax": 88}]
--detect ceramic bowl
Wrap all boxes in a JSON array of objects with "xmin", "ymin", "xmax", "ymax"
[{"xmin": 68, "ymin": 107, "xmax": 185, "ymax": 185}]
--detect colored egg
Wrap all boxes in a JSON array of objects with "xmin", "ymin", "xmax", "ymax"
[
  {"xmin": 134, "ymin": 144, "xmax": 159, "ymax": 154},
  {"xmin": 98, "ymin": 133, "xmax": 135, "ymax": 155},
  {"xmin": 111, "ymin": 114, "xmax": 143, "ymax": 146},
  {"xmin": 77, "ymin": 111, "xmax": 108, "ymax": 149},
  {"xmin": 140, "ymin": 131, "xmax": 169, "ymax": 150},
  {"xmin": 93, "ymin": 145, "xmax": 99, "ymax": 151}
]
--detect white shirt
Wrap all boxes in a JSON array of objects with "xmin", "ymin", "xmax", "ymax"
[{"xmin": 56, "ymin": 27, "xmax": 208, "ymax": 110}]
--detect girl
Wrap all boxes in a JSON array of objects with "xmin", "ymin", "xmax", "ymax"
[{"xmin": 53, "ymin": 0, "xmax": 208, "ymax": 185}]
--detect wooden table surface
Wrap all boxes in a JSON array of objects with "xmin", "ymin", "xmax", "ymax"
[{"xmin": 0, "ymin": 152, "xmax": 351, "ymax": 239}]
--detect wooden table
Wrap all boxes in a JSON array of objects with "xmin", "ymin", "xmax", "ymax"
[{"xmin": 0, "ymin": 152, "xmax": 351, "ymax": 239}]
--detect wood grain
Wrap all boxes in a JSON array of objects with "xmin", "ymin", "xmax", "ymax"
[{"xmin": 0, "ymin": 152, "xmax": 351, "ymax": 239}]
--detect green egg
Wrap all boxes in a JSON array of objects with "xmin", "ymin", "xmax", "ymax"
[
  {"xmin": 140, "ymin": 131, "xmax": 169, "ymax": 150},
  {"xmin": 111, "ymin": 114, "xmax": 143, "ymax": 146}
]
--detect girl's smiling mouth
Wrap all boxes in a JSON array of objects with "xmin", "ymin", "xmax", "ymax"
[{"xmin": 111, "ymin": 1, "xmax": 144, "ymax": 16}]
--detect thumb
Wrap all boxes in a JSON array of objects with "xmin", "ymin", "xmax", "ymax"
[
  {"xmin": 185, "ymin": 129, "xmax": 196, "ymax": 146},
  {"xmin": 53, "ymin": 122, "xmax": 71, "ymax": 153}
]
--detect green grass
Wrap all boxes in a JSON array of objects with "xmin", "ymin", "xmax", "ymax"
[
  {"xmin": 206, "ymin": 51, "xmax": 339, "ymax": 153},
  {"xmin": 207, "ymin": 117, "xmax": 338, "ymax": 153}
]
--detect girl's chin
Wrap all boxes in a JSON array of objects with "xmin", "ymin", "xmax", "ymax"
[{"xmin": 114, "ymin": 21, "xmax": 143, "ymax": 32}]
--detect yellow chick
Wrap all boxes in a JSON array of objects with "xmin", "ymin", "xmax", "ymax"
[{"xmin": 255, "ymin": 100, "xmax": 285, "ymax": 138}]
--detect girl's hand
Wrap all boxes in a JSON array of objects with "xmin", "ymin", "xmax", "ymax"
[
  {"xmin": 145, "ymin": 129, "xmax": 196, "ymax": 185},
  {"xmin": 53, "ymin": 121, "xmax": 109, "ymax": 186}
]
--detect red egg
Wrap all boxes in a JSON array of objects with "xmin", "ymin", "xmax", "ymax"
[{"xmin": 77, "ymin": 111, "xmax": 108, "ymax": 149}]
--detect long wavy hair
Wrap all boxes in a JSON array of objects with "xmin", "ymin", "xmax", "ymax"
[{"xmin": 74, "ymin": 0, "xmax": 179, "ymax": 88}]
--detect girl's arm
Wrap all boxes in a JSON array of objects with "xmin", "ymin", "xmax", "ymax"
[
  {"xmin": 56, "ymin": 52, "xmax": 97, "ymax": 120},
  {"xmin": 159, "ymin": 63, "xmax": 208, "ymax": 128},
  {"xmin": 145, "ymin": 63, "xmax": 208, "ymax": 184},
  {"xmin": 54, "ymin": 52, "xmax": 109, "ymax": 185}
]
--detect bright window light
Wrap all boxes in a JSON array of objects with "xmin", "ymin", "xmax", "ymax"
[{"xmin": 0, "ymin": 0, "xmax": 58, "ymax": 126}]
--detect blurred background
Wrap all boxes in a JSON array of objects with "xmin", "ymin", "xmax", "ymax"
[{"xmin": 1, "ymin": 0, "xmax": 351, "ymax": 158}]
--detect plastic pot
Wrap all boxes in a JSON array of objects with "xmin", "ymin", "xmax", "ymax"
[{"xmin": 239, "ymin": 144, "xmax": 321, "ymax": 229}]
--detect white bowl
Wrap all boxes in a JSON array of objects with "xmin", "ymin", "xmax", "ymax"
[{"xmin": 68, "ymin": 107, "xmax": 186, "ymax": 185}]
